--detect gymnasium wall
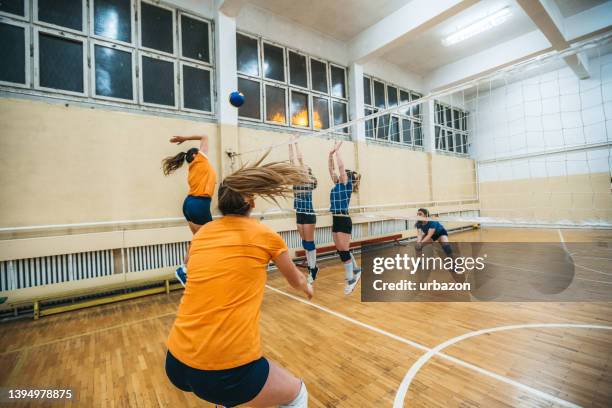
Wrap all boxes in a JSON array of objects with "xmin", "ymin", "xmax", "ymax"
[
  {"xmin": 0, "ymin": 97, "xmax": 220, "ymax": 228},
  {"xmin": 471, "ymin": 53, "xmax": 612, "ymax": 224}
]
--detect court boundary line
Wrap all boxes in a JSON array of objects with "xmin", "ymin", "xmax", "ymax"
[
  {"xmin": 393, "ymin": 323, "xmax": 612, "ymax": 408},
  {"xmin": 264, "ymin": 284, "xmax": 592, "ymax": 408}
]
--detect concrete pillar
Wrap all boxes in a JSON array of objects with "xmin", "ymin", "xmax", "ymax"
[
  {"xmin": 214, "ymin": 10, "xmax": 239, "ymax": 178},
  {"xmin": 347, "ymin": 62, "xmax": 365, "ymax": 142},
  {"xmin": 422, "ymin": 99, "xmax": 436, "ymax": 153}
]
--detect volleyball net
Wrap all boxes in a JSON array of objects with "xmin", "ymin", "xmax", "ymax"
[{"xmin": 233, "ymin": 32, "xmax": 612, "ymax": 229}]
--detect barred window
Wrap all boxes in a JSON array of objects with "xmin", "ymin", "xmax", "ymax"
[
  {"xmin": 0, "ymin": 0, "xmax": 214, "ymax": 116},
  {"xmin": 236, "ymin": 31, "xmax": 349, "ymax": 133},
  {"xmin": 434, "ymin": 101, "xmax": 469, "ymax": 154},
  {"xmin": 364, "ymin": 75, "xmax": 423, "ymax": 148}
]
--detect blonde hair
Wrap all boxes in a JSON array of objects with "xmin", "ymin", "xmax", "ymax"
[{"xmin": 219, "ymin": 151, "xmax": 309, "ymax": 215}]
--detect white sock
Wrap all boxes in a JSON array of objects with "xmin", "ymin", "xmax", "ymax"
[
  {"xmin": 344, "ymin": 261, "xmax": 354, "ymax": 282},
  {"xmin": 350, "ymin": 252, "xmax": 359, "ymax": 270},
  {"xmin": 306, "ymin": 250, "xmax": 317, "ymax": 269},
  {"xmin": 279, "ymin": 382, "xmax": 308, "ymax": 408}
]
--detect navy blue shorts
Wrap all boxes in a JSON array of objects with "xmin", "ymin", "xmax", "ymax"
[
  {"xmin": 165, "ymin": 351, "xmax": 269, "ymax": 407},
  {"xmin": 182, "ymin": 196, "xmax": 213, "ymax": 225},
  {"xmin": 432, "ymin": 229, "xmax": 448, "ymax": 241}
]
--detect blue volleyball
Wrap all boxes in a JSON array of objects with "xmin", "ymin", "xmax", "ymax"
[{"xmin": 229, "ymin": 91, "xmax": 245, "ymax": 107}]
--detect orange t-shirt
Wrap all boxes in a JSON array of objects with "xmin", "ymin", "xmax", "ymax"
[
  {"xmin": 167, "ymin": 216, "xmax": 288, "ymax": 370},
  {"xmin": 187, "ymin": 152, "xmax": 216, "ymax": 197}
]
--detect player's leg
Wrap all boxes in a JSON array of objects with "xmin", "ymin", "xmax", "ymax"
[
  {"xmin": 245, "ymin": 360, "xmax": 306, "ymax": 407},
  {"xmin": 437, "ymin": 234, "xmax": 453, "ymax": 257},
  {"xmin": 302, "ymin": 220, "xmax": 318, "ymax": 283}
]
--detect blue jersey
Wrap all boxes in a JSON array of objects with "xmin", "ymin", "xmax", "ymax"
[
  {"xmin": 415, "ymin": 220, "xmax": 447, "ymax": 237},
  {"xmin": 293, "ymin": 181, "xmax": 316, "ymax": 213},
  {"xmin": 330, "ymin": 178, "xmax": 352, "ymax": 214}
]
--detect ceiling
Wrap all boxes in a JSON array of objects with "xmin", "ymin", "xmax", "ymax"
[
  {"xmin": 243, "ymin": 0, "xmax": 610, "ymax": 76},
  {"xmin": 553, "ymin": 0, "xmax": 610, "ymax": 17},
  {"xmin": 382, "ymin": 0, "xmax": 538, "ymax": 75},
  {"xmin": 244, "ymin": 0, "xmax": 413, "ymax": 41}
]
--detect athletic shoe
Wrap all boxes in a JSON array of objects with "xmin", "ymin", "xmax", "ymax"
[
  {"xmin": 307, "ymin": 266, "xmax": 319, "ymax": 284},
  {"xmin": 344, "ymin": 269, "xmax": 362, "ymax": 295},
  {"xmin": 175, "ymin": 265, "xmax": 187, "ymax": 287}
]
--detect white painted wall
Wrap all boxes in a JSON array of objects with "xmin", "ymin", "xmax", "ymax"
[
  {"xmin": 472, "ymin": 52, "xmax": 612, "ymax": 182},
  {"xmin": 235, "ymin": 4, "xmax": 349, "ymax": 65},
  {"xmin": 363, "ymin": 58, "xmax": 424, "ymax": 93}
]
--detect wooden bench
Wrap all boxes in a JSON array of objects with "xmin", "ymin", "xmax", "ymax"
[{"xmin": 0, "ymin": 273, "xmax": 182, "ymax": 319}]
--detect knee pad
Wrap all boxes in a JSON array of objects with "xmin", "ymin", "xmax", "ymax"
[
  {"xmin": 303, "ymin": 240, "xmax": 316, "ymax": 251},
  {"xmin": 441, "ymin": 244, "xmax": 452, "ymax": 256},
  {"xmin": 338, "ymin": 250, "xmax": 351, "ymax": 262},
  {"xmin": 279, "ymin": 382, "xmax": 308, "ymax": 408}
]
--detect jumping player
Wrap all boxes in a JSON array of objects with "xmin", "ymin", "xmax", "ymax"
[
  {"xmin": 165, "ymin": 154, "xmax": 313, "ymax": 408},
  {"xmin": 289, "ymin": 139, "xmax": 319, "ymax": 284},
  {"xmin": 162, "ymin": 135, "xmax": 216, "ymax": 286},
  {"xmin": 328, "ymin": 141, "xmax": 362, "ymax": 295}
]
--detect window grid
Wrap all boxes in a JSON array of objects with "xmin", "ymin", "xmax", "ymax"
[
  {"xmin": 363, "ymin": 74, "xmax": 423, "ymax": 148},
  {"xmin": 0, "ymin": 18, "xmax": 31, "ymax": 89},
  {"xmin": 434, "ymin": 101, "xmax": 469, "ymax": 155},
  {"xmin": 0, "ymin": 0, "xmax": 215, "ymax": 116},
  {"xmin": 236, "ymin": 30, "xmax": 349, "ymax": 134}
]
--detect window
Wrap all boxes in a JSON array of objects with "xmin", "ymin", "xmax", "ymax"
[
  {"xmin": 92, "ymin": 0, "xmax": 133, "ymax": 44},
  {"xmin": 36, "ymin": 0, "xmax": 85, "ymax": 33},
  {"xmin": 265, "ymin": 84, "xmax": 286, "ymax": 124},
  {"xmin": 92, "ymin": 41, "xmax": 135, "ymax": 101},
  {"xmin": 236, "ymin": 32, "xmax": 349, "ymax": 132},
  {"xmin": 236, "ymin": 33, "xmax": 259, "ymax": 76},
  {"xmin": 290, "ymin": 90, "xmax": 309, "ymax": 127},
  {"xmin": 389, "ymin": 116, "xmax": 400, "ymax": 142},
  {"xmin": 263, "ymin": 42, "xmax": 285, "ymax": 82},
  {"xmin": 387, "ymin": 86, "xmax": 398, "ymax": 107},
  {"xmin": 139, "ymin": 1, "xmax": 174, "ymax": 55},
  {"xmin": 313, "ymin": 96, "xmax": 330, "ymax": 130},
  {"xmin": 288, "ymin": 51, "xmax": 307, "ymax": 88},
  {"xmin": 1, "ymin": 0, "xmax": 28, "ymax": 20},
  {"xmin": 181, "ymin": 63, "xmax": 212, "ymax": 112},
  {"xmin": 35, "ymin": 29, "xmax": 86, "ymax": 95},
  {"xmin": 332, "ymin": 100, "xmax": 348, "ymax": 133},
  {"xmin": 363, "ymin": 77, "xmax": 371, "ymax": 106},
  {"xmin": 310, "ymin": 58, "xmax": 328, "ymax": 94},
  {"xmin": 330, "ymin": 64, "xmax": 346, "ymax": 99},
  {"xmin": 363, "ymin": 108, "xmax": 376, "ymax": 139},
  {"xmin": 434, "ymin": 101, "xmax": 469, "ymax": 154},
  {"xmin": 1, "ymin": 1, "xmax": 215, "ymax": 116},
  {"xmin": 180, "ymin": 14, "xmax": 210, "ymax": 63},
  {"xmin": 140, "ymin": 53, "xmax": 176, "ymax": 107},
  {"xmin": 0, "ymin": 21, "xmax": 29, "ymax": 87},
  {"xmin": 237, "ymin": 77, "xmax": 260, "ymax": 120},
  {"xmin": 402, "ymin": 119, "xmax": 411, "ymax": 144},
  {"xmin": 364, "ymin": 75, "xmax": 423, "ymax": 148},
  {"xmin": 399, "ymin": 90, "xmax": 409, "ymax": 115},
  {"xmin": 377, "ymin": 114, "xmax": 388, "ymax": 140},
  {"xmin": 373, "ymin": 80, "xmax": 385, "ymax": 108}
]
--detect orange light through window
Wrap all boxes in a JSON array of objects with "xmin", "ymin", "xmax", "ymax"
[{"xmin": 292, "ymin": 109, "xmax": 309, "ymax": 127}]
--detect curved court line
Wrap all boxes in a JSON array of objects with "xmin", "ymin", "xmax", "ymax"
[
  {"xmin": 393, "ymin": 323, "xmax": 612, "ymax": 408},
  {"xmin": 264, "ymin": 285, "xmax": 589, "ymax": 408}
]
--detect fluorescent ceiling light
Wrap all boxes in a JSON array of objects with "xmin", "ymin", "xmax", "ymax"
[{"xmin": 442, "ymin": 7, "xmax": 512, "ymax": 47}]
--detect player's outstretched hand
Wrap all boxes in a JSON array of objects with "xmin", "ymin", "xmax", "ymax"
[
  {"xmin": 304, "ymin": 283, "xmax": 314, "ymax": 300},
  {"xmin": 170, "ymin": 136, "xmax": 186, "ymax": 144}
]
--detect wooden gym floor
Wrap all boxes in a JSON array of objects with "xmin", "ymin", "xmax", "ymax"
[{"xmin": 1, "ymin": 227, "xmax": 611, "ymax": 407}]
